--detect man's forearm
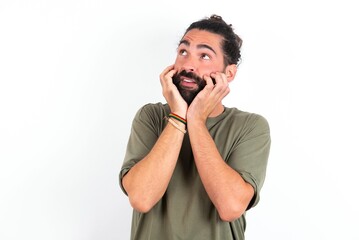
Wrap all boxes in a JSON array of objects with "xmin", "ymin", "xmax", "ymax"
[
  {"xmin": 188, "ymin": 121, "xmax": 254, "ymax": 222},
  {"xmin": 123, "ymin": 122, "xmax": 185, "ymax": 213}
]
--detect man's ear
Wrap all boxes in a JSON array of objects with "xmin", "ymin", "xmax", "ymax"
[{"xmin": 225, "ymin": 64, "xmax": 237, "ymax": 82}]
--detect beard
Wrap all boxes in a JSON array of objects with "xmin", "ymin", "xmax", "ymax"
[{"xmin": 172, "ymin": 70, "xmax": 207, "ymax": 105}]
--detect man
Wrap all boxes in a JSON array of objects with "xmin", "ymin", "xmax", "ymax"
[{"xmin": 120, "ymin": 14, "xmax": 271, "ymax": 240}]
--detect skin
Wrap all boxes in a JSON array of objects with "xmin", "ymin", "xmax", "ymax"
[{"xmin": 123, "ymin": 29, "xmax": 254, "ymax": 221}]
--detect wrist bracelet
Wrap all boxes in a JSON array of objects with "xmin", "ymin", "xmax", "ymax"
[
  {"xmin": 167, "ymin": 117, "xmax": 187, "ymax": 134},
  {"xmin": 169, "ymin": 113, "xmax": 187, "ymax": 125}
]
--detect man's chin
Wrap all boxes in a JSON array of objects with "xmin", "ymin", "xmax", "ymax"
[
  {"xmin": 179, "ymin": 90, "xmax": 198, "ymax": 105},
  {"xmin": 180, "ymin": 86, "xmax": 199, "ymax": 92}
]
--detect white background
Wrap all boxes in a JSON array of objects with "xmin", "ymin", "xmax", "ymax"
[{"xmin": 1, "ymin": 0, "xmax": 358, "ymax": 239}]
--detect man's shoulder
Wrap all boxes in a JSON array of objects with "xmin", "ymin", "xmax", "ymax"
[
  {"xmin": 225, "ymin": 107, "xmax": 270, "ymax": 132},
  {"xmin": 134, "ymin": 102, "xmax": 170, "ymax": 121},
  {"xmin": 139, "ymin": 102, "xmax": 169, "ymax": 111}
]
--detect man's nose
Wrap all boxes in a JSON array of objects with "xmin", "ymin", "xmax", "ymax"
[{"xmin": 182, "ymin": 56, "xmax": 196, "ymax": 72}]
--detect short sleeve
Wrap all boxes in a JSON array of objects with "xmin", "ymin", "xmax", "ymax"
[
  {"xmin": 227, "ymin": 114, "xmax": 271, "ymax": 210},
  {"xmin": 119, "ymin": 103, "xmax": 168, "ymax": 195}
]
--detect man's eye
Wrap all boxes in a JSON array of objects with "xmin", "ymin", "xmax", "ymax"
[
  {"xmin": 179, "ymin": 50, "xmax": 187, "ymax": 56},
  {"xmin": 201, "ymin": 54, "xmax": 210, "ymax": 60}
]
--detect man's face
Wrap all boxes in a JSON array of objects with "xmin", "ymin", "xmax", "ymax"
[{"xmin": 173, "ymin": 29, "xmax": 226, "ymax": 105}]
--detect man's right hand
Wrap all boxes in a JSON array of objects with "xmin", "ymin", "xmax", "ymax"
[{"xmin": 160, "ymin": 65, "xmax": 188, "ymax": 116}]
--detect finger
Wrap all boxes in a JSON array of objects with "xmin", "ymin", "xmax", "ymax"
[
  {"xmin": 160, "ymin": 65, "xmax": 175, "ymax": 80},
  {"xmin": 209, "ymin": 72, "xmax": 230, "ymax": 102},
  {"xmin": 211, "ymin": 72, "xmax": 228, "ymax": 92},
  {"xmin": 162, "ymin": 69, "xmax": 177, "ymax": 87},
  {"xmin": 166, "ymin": 69, "xmax": 177, "ymax": 79},
  {"xmin": 160, "ymin": 65, "xmax": 177, "ymax": 86},
  {"xmin": 210, "ymin": 72, "xmax": 224, "ymax": 85},
  {"xmin": 203, "ymin": 75, "xmax": 214, "ymax": 89}
]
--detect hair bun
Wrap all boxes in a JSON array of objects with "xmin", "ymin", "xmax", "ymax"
[{"xmin": 210, "ymin": 14, "xmax": 223, "ymax": 21}]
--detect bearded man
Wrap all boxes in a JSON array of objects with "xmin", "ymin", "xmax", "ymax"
[{"xmin": 120, "ymin": 14, "xmax": 271, "ymax": 240}]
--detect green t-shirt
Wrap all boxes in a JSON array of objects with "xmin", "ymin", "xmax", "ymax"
[{"xmin": 120, "ymin": 103, "xmax": 271, "ymax": 240}]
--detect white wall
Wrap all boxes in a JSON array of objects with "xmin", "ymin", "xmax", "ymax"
[{"xmin": 1, "ymin": 0, "xmax": 358, "ymax": 239}]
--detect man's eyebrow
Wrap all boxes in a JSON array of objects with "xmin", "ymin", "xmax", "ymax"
[
  {"xmin": 178, "ymin": 40, "xmax": 217, "ymax": 55},
  {"xmin": 198, "ymin": 44, "xmax": 217, "ymax": 55},
  {"xmin": 179, "ymin": 39, "xmax": 190, "ymax": 46}
]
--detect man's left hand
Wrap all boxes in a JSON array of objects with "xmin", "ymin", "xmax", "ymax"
[{"xmin": 187, "ymin": 72, "xmax": 230, "ymax": 123}]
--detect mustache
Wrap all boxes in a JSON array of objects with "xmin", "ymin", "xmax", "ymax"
[{"xmin": 172, "ymin": 70, "xmax": 204, "ymax": 85}]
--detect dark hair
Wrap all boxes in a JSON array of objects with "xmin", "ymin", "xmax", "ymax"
[{"xmin": 184, "ymin": 14, "xmax": 242, "ymax": 66}]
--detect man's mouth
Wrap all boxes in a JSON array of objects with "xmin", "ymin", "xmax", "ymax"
[
  {"xmin": 180, "ymin": 78, "xmax": 198, "ymax": 88},
  {"xmin": 183, "ymin": 78, "xmax": 196, "ymax": 83}
]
